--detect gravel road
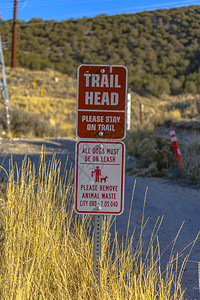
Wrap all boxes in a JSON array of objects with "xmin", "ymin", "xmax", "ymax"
[{"xmin": 0, "ymin": 137, "xmax": 199, "ymax": 299}]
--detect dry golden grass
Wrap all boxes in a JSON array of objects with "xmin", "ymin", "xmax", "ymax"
[
  {"xmin": 182, "ymin": 140, "xmax": 200, "ymax": 184},
  {"xmin": 5, "ymin": 67, "xmax": 77, "ymax": 136},
  {"xmin": 0, "ymin": 153, "xmax": 196, "ymax": 299},
  {"xmin": 4, "ymin": 67, "xmax": 200, "ymax": 139},
  {"xmin": 3, "ymin": 66, "xmax": 200, "ymax": 139},
  {"xmin": 130, "ymin": 92, "xmax": 200, "ymax": 130},
  {"xmin": 3, "ymin": 67, "xmax": 200, "ymax": 181}
]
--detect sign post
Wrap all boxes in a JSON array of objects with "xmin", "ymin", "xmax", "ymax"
[
  {"xmin": 75, "ymin": 64, "xmax": 127, "ymax": 294},
  {"xmin": 127, "ymin": 90, "xmax": 131, "ymax": 132},
  {"xmin": 93, "ymin": 215, "xmax": 103, "ymax": 289},
  {"xmin": 75, "ymin": 139, "xmax": 125, "ymax": 294}
]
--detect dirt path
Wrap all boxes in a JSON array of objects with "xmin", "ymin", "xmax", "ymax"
[
  {"xmin": 122, "ymin": 176, "xmax": 200, "ymax": 300},
  {"xmin": 0, "ymin": 137, "xmax": 199, "ymax": 299}
]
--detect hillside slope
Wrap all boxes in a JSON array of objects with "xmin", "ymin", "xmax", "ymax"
[
  {"xmin": 2, "ymin": 67, "xmax": 76, "ymax": 136},
  {"xmin": 1, "ymin": 5, "xmax": 200, "ymax": 96}
]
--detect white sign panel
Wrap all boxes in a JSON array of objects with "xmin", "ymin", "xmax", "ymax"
[{"xmin": 75, "ymin": 141, "xmax": 125, "ymax": 215}]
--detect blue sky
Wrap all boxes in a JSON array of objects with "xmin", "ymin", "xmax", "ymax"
[{"xmin": 0, "ymin": 0, "xmax": 199, "ymax": 21}]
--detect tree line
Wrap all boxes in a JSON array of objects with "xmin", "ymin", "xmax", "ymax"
[{"xmin": 1, "ymin": 5, "xmax": 200, "ymax": 96}]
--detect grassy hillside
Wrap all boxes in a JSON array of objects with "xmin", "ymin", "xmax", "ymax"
[
  {"xmin": 0, "ymin": 66, "xmax": 199, "ymax": 183},
  {"xmin": 1, "ymin": 67, "xmax": 76, "ymax": 137},
  {"xmin": 3, "ymin": 67, "xmax": 199, "ymax": 138},
  {"xmin": 1, "ymin": 5, "xmax": 200, "ymax": 96}
]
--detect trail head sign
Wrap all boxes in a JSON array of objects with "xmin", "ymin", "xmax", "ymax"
[
  {"xmin": 75, "ymin": 141, "xmax": 125, "ymax": 215},
  {"xmin": 77, "ymin": 64, "xmax": 127, "ymax": 140}
]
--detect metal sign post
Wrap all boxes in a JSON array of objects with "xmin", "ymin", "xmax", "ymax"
[
  {"xmin": 127, "ymin": 90, "xmax": 131, "ymax": 132},
  {"xmin": 93, "ymin": 215, "xmax": 103, "ymax": 289},
  {"xmin": 75, "ymin": 140, "xmax": 125, "ymax": 295},
  {"xmin": 75, "ymin": 64, "xmax": 127, "ymax": 297}
]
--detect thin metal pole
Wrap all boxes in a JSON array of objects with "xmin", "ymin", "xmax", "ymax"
[
  {"xmin": 93, "ymin": 215, "xmax": 103, "ymax": 294},
  {"xmin": 11, "ymin": 0, "xmax": 17, "ymax": 68},
  {"xmin": 5, "ymin": 106, "xmax": 11, "ymax": 133},
  {"xmin": 0, "ymin": 34, "xmax": 11, "ymax": 133},
  {"xmin": 127, "ymin": 90, "xmax": 131, "ymax": 132}
]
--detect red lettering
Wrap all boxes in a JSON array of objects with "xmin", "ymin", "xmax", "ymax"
[{"xmin": 85, "ymin": 156, "xmax": 91, "ymax": 162}]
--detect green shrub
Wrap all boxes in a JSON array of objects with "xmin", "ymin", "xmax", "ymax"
[
  {"xmin": 2, "ymin": 6, "xmax": 200, "ymax": 96},
  {"xmin": 184, "ymin": 81, "xmax": 197, "ymax": 94},
  {"xmin": 0, "ymin": 108, "xmax": 61, "ymax": 137},
  {"xmin": 125, "ymin": 131, "xmax": 177, "ymax": 177}
]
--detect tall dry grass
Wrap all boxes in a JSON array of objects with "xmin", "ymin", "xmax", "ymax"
[
  {"xmin": 182, "ymin": 139, "xmax": 200, "ymax": 185},
  {"xmin": 5, "ymin": 67, "xmax": 200, "ymax": 138},
  {"xmin": 0, "ymin": 154, "xmax": 196, "ymax": 299},
  {"xmin": 130, "ymin": 93, "xmax": 200, "ymax": 131},
  {"xmin": 6, "ymin": 67, "xmax": 76, "ymax": 137}
]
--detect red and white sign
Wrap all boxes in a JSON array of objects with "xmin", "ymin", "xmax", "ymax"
[
  {"xmin": 75, "ymin": 141, "xmax": 125, "ymax": 215},
  {"xmin": 77, "ymin": 64, "xmax": 127, "ymax": 140}
]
